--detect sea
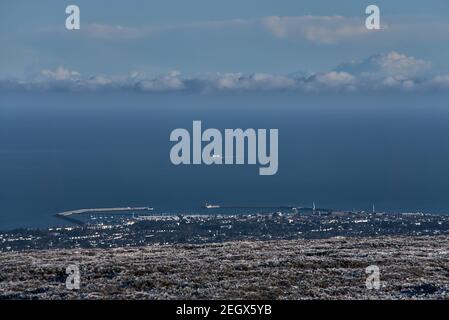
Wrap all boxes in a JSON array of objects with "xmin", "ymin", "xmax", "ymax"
[{"xmin": 1, "ymin": 91, "xmax": 449, "ymax": 230}]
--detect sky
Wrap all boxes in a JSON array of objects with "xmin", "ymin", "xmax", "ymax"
[{"xmin": 1, "ymin": 0, "xmax": 449, "ymax": 89}]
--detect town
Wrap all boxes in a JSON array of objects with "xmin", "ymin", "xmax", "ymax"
[{"xmin": 1, "ymin": 210, "xmax": 449, "ymax": 252}]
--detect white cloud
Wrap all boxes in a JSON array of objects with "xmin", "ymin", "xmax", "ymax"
[
  {"xmin": 39, "ymin": 66, "xmax": 80, "ymax": 81},
  {"xmin": 426, "ymin": 75, "xmax": 449, "ymax": 89},
  {"xmin": 63, "ymin": 19, "xmax": 254, "ymax": 40},
  {"xmin": 81, "ymin": 24, "xmax": 151, "ymax": 40},
  {"xmin": 137, "ymin": 71, "xmax": 185, "ymax": 92},
  {"xmin": 375, "ymin": 52, "xmax": 431, "ymax": 78},
  {"xmin": 336, "ymin": 52, "xmax": 431, "ymax": 78},
  {"xmin": 86, "ymin": 75, "xmax": 113, "ymax": 86},
  {"xmin": 306, "ymin": 71, "xmax": 355, "ymax": 91},
  {"xmin": 204, "ymin": 73, "xmax": 296, "ymax": 91},
  {"xmin": 262, "ymin": 15, "xmax": 370, "ymax": 44}
]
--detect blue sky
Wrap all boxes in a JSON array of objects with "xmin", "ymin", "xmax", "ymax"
[{"xmin": 1, "ymin": 0, "xmax": 449, "ymax": 91}]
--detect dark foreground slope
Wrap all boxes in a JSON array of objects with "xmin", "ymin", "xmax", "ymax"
[{"xmin": 1, "ymin": 236, "xmax": 449, "ymax": 299}]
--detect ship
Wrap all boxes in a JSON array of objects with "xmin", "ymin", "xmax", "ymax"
[{"xmin": 203, "ymin": 203, "xmax": 221, "ymax": 209}]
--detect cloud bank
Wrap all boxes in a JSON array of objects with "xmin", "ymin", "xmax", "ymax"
[
  {"xmin": 1, "ymin": 52, "xmax": 448, "ymax": 94},
  {"xmin": 42, "ymin": 14, "xmax": 449, "ymax": 47},
  {"xmin": 45, "ymin": 15, "xmax": 378, "ymax": 45},
  {"xmin": 262, "ymin": 15, "xmax": 371, "ymax": 44}
]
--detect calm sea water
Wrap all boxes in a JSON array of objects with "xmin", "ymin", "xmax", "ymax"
[{"xmin": 1, "ymin": 91, "xmax": 449, "ymax": 230}]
